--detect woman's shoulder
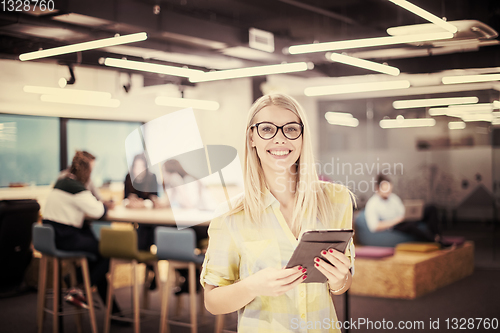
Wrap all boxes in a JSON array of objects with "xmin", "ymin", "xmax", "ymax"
[
  {"xmin": 320, "ymin": 181, "xmax": 349, "ymax": 197},
  {"xmin": 320, "ymin": 181, "xmax": 355, "ymax": 206}
]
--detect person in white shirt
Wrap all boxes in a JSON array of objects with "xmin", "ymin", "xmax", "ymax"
[
  {"xmin": 364, "ymin": 174, "xmax": 439, "ymax": 242},
  {"xmin": 43, "ymin": 151, "xmax": 124, "ymax": 319}
]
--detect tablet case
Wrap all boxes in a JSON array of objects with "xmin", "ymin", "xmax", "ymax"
[{"xmin": 286, "ymin": 229, "xmax": 353, "ymax": 283}]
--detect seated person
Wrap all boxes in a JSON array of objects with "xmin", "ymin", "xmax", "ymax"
[
  {"xmin": 124, "ymin": 153, "xmax": 158, "ymax": 210},
  {"xmin": 360, "ymin": 174, "xmax": 441, "ymax": 246},
  {"xmin": 42, "ymin": 151, "xmax": 123, "ymax": 318},
  {"xmin": 58, "ymin": 150, "xmax": 114, "ymax": 209},
  {"xmin": 123, "ymin": 153, "xmax": 159, "ymax": 289}
]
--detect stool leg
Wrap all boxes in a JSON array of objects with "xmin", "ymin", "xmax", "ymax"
[
  {"xmin": 104, "ymin": 260, "xmax": 116, "ymax": 333},
  {"xmin": 188, "ymin": 262, "xmax": 197, "ymax": 333},
  {"xmin": 81, "ymin": 258, "xmax": 98, "ymax": 333},
  {"xmin": 142, "ymin": 265, "xmax": 150, "ymax": 310},
  {"xmin": 37, "ymin": 255, "xmax": 48, "ymax": 333},
  {"xmin": 132, "ymin": 260, "xmax": 140, "ymax": 333},
  {"xmin": 53, "ymin": 258, "xmax": 59, "ymax": 333},
  {"xmin": 215, "ymin": 315, "xmax": 224, "ymax": 333},
  {"xmin": 69, "ymin": 262, "xmax": 83, "ymax": 333},
  {"xmin": 160, "ymin": 261, "xmax": 173, "ymax": 333}
]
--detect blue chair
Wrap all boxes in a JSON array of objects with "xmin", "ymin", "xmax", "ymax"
[
  {"xmin": 32, "ymin": 224, "xmax": 98, "ymax": 333},
  {"xmin": 354, "ymin": 210, "xmax": 418, "ymax": 247},
  {"xmin": 155, "ymin": 227, "xmax": 204, "ymax": 333}
]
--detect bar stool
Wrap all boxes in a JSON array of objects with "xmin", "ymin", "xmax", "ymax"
[
  {"xmin": 99, "ymin": 228, "xmax": 158, "ymax": 333},
  {"xmin": 155, "ymin": 227, "xmax": 204, "ymax": 333},
  {"xmin": 33, "ymin": 224, "xmax": 98, "ymax": 333}
]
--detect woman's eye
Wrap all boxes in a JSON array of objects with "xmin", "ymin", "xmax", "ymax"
[{"xmin": 261, "ymin": 126, "xmax": 274, "ymax": 132}]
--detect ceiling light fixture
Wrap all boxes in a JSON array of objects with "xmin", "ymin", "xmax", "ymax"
[
  {"xmin": 387, "ymin": 0, "xmax": 458, "ymax": 33},
  {"xmin": 442, "ymin": 73, "xmax": 500, "ymax": 84},
  {"xmin": 189, "ymin": 62, "xmax": 310, "ymax": 82},
  {"xmin": 24, "ymin": 85, "xmax": 112, "ymax": 99},
  {"xmin": 103, "ymin": 58, "xmax": 203, "ymax": 78},
  {"xmin": 326, "ymin": 53, "xmax": 400, "ymax": 76},
  {"xmin": 461, "ymin": 114, "xmax": 493, "ymax": 122},
  {"xmin": 393, "ymin": 96, "xmax": 479, "ymax": 109},
  {"xmin": 448, "ymin": 121, "xmax": 466, "ymax": 129},
  {"xmin": 305, "ymin": 80, "xmax": 410, "ymax": 96},
  {"xmin": 380, "ymin": 118, "xmax": 436, "ymax": 128},
  {"xmin": 19, "ymin": 32, "xmax": 147, "ymax": 61},
  {"xmin": 288, "ymin": 32, "xmax": 453, "ymax": 54},
  {"xmin": 155, "ymin": 96, "xmax": 220, "ymax": 111},
  {"xmin": 40, "ymin": 95, "xmax": 120, "ymax": 108},
  {"xmin": 325, "ymin": 111, "xmax": 360, "ymax": 127}
]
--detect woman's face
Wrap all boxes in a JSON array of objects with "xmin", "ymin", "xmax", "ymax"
[
  {"xmin": 250, "ymin": 105, "xmax": 303, "ymax": 174},
  {"xmin": 133, "ymin": 158, "xmax": 147, "ymax": 179}
]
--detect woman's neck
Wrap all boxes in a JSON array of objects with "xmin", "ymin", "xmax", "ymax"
[{"xmin": 263, "ymin": 165, "xmax": 297, "ymax": 209}]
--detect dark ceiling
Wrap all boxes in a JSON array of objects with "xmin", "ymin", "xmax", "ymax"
[{"xmin": 1, "ymin": 0, "xmax": 500, "ymax": 82}]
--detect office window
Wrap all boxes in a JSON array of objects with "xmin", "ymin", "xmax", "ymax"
[
  {"xmin": 0, "ymin": 114, "xmax": 59, "ymax": 187},
  {"xmin": 67, "ymin": 119, "xmax": 142, "ymax": 186}
]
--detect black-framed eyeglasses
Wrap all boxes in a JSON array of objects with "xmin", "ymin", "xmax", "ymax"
[{"xmin": 251, "ymin": 122, "xmax": 303, "ymax": 140}]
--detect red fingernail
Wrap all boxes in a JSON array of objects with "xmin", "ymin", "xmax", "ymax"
[
  {"xmin": 329, "ymin": 249, "xmax": 334, "ymax": 253},
  {"xmin": 321, "ymin": 250, "xmax": 327, "ymax": 255},
  {"xmin": 298, "ymin": 266, "xmax": 302, "ymax": 270},
  {"xmin": 315, "ymin": 257, "xmax": 320, "ymax": 263},
  {"xmin": 315, "ymin": 263, "xmax": 319, "ymax": 267},
  {"xmin": 302, "ymin": 268, "xmax": 307, "ymax": 273},
  {"xmin": 302, "ymin": 275, "xmax": 307, "ymax": 280}
]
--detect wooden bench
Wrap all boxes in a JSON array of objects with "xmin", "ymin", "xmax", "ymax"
[{"xmin": 350, "ymin": 241, "xmax": 474, "ymax": 299}]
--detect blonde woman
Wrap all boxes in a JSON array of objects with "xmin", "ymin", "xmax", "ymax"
[{"xmin": 200, "ymin": 94, "xmax": 355, "ymax": 332}]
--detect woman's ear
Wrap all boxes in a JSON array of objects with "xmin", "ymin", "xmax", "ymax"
[{"xmin": 249, "ymin": 130, "xmax": 256, "ymax": 147}]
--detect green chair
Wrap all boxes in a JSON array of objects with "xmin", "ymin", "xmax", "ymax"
[{"xmin": 99, "ymin": 228, "xmax": 158, "ymax": 333}]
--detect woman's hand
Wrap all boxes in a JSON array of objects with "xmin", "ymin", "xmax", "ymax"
[
  {"xmin": 315, "ymin": 248, "xmax": 351, "ymax": 294},
  {"xmin": 242, "ymin": 266, "xmax": 306, "ymax": 297}
]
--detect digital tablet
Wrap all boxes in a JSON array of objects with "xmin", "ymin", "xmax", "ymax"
[{"xmin": 286, "ymin": 229, "xmax": 354, "ymax": 283}]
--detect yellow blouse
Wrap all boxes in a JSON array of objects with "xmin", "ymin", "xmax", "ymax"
[{"xmin": 200, "ymin": 182, "xmax": 355, "ymax": 333}]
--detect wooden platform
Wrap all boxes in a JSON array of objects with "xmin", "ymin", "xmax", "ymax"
[{"xmin": 350, "ymin": 241, "xmax": 474, "ymax": 299}]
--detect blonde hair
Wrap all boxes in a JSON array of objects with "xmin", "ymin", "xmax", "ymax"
[{"xmin": 227, "ymin": 93, "xmax": 337, "ymax": 236}]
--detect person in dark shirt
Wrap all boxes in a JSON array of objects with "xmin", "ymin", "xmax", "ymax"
[{"xmin": 124, "ymin": 153, "xmax": 158, "ymax": 289}]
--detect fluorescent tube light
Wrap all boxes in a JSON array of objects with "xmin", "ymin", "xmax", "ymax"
[
  {"xmin": 448, "ymin": 121, "xmax": 466, "ymax": 129},
  {"xmin": 19, "ymin": 32, "xmax": 147, "ymax": 61},
  {"xmin": 305, "ymin": 80, "xmax": 410, "ymax": 96},
  {"xmin": 325, "ymin": 112, "xmax": 354, "ymax": 120},
  {"xmin": 189, "ymin": 62, "xmax": 310, "ymax": 82},
  {"xmin": 327, "ymin": 117, "xmax": 359, "ymax": 127},
  {"xmin": 388, "ymin": 0, "xmax": 458, "ymax": 33},
  {"xmin": 429, "ymin": 103, "xmax": 495, "ymax": 117},
  {"xmin": 24, "ymin": 85, "xmax": 112, "ymax": 99},
  {"xmin": 449, "ymin": 103, "xmax": 494, "ymax": 112},
  {"xmin": 380, "ymin": 118, "xmax": 436, "ymax": 128},
  {"xmin": 442, "ymin": 73, "xmax": 500, "ymax": 84},
  {"xmin": 288, "ymin": 32, "xmax": 453, "ymax": 54},
  {"xmin": 103, "ymin": 58, "xmax": 202, "ymax": 78},
  {"xmin": 327, "ymin": 53, "xmax": 400, "ymax": 76},
  {"xmin": 40, "ymin": 95, "xmax": 120, "ymax": 108},
  {"xmin": 155, "ymin": 96, "xmax": 220, "ymax": 111},
  {"xmin": 393, "ymin": 96, "xmax": 478, "ymax": 109},
  {"xmin": 429, "ymin": 107, "xmax": 451, "ymax": 116},
  {"xmin": 461, "ymin": 114, "xmax": 493, "ymax": 122}
]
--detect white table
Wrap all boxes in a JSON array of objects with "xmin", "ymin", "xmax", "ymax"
[{"xmin": 104, "ymin": 206, "xmax": 213, "ymax": 227}]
